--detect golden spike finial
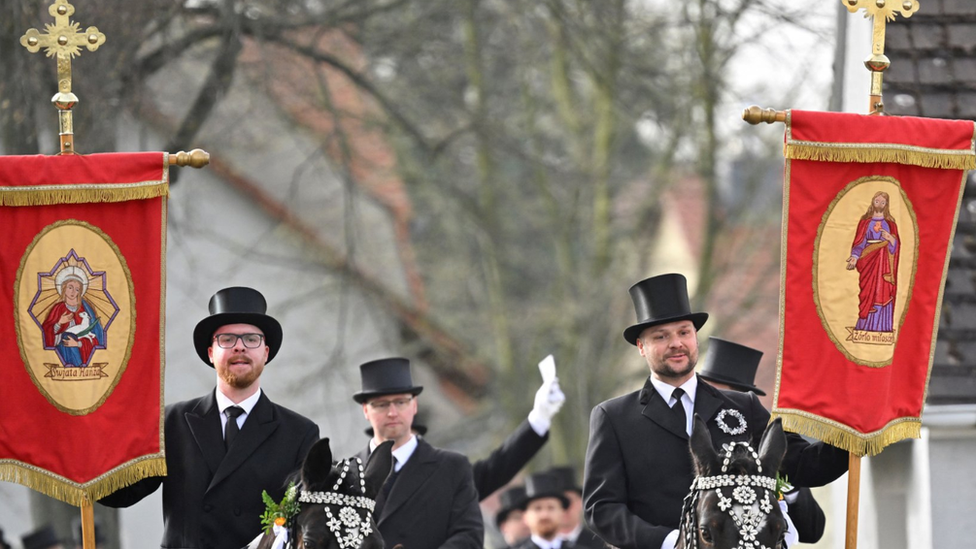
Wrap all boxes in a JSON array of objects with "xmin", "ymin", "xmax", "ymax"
[
  {"xmin": 843, "ymin": 0, "xmax": 920, "ymax": 114},
  {"xmin": 20, "ymin": 0, "xmax": 106, "ymax": 154}
]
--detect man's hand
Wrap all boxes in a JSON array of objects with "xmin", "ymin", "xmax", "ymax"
[
  {"xmin": 779, "ymin": 498, "xmax": 799, "ymax": 548},
  {"xmin": 528, "ymin": 355, "xmax": 565, "ymax": 432}
]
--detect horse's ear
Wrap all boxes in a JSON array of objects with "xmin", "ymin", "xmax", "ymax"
[
  {"xmin": 689, "ymin": 414, "xmax": 720, "ymax": 476},
  {"xmin": 301, "ymin": 437, "xmax": 335, "ymax": 487},
  {"xmin": 758, "ymin": 417, "xmax": 787, "ymax": 476},
  {"xmin": 363, "ymin": 440, "xmax": 394, "ymax": 499}
]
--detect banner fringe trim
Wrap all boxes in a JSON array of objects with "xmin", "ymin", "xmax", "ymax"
[
  {"xmin": 0, "ymin": 183, "xmax": 168, "ymax": 206},
  {"xmin": 784, "ymin": 143, "xmax": 976, "ymax": 170},
  {"xmin": 771, "ymin": 412, "xmax": 920, "ymax": 457},
  {"xmin": 0, "ymin": 457, "xmax": 166, "ymax": 506}
]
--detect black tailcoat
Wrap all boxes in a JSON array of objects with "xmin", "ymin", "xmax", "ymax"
[
  {"xmin": 509, "ymin": 537, "xmax": 560, "ymax": 549},
  {"xmin": 99, "ymin": 390, "xmax": 319, "ymax": 549},
  {"xmin": 358, "ymin": 438, "xmax": 484, "ymax": 549},
  {"xmin": 567, "ymin": 527, "xmax": 605, "ymax": 549},
  {"xmin": 473, "ymin": 419, "xmax": 548, "ymax": 500},
  {"xmin": 790, "ymin": 486, "xmax": 826, "ymax": 544},
  {"xmin": 582, "ymin": 376, "xmax": 847, "ymax": 549}
]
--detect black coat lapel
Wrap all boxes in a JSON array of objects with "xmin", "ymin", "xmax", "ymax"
[
  {"xmin": 693, "ymin": 376, "xmax": 725, "ymax": 426},
  {"xmin": 186, "ymin": 392, "xmax": 226, "ymax": 477},
  {"xmin": 378, "ymin": 439, "xmax": 438, "ymax": 522},
  {"xmin": 639, "ymin": 377, "xmax": 688, "ymax": 440},
  {"xmin": 208, "ymin": 392, "xmax": 281, "ymax": 493}
]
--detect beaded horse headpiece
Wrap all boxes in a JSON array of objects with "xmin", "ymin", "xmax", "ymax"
[
  {"xmin": 677, "ymin": 416, "xmax": 787, "ymax": 549},
  {"xmin": 258, "ymin": 438, "xmax": 393, "ymax": 549},
  {"xmin": 299, "ymin": 457, "xmax": 376, "ymax": 549}
]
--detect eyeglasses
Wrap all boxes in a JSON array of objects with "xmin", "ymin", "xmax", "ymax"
[
  {"xmin": 368, "ymin": 396, "xmax": 414, "ymax": 412},
  {"xmin": 213, "ymin": 333, "xmax": 265, "ymax": 349}
]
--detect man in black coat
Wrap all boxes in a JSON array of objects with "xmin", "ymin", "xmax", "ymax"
[
  {"xmin": 509, "ymin": 473, "xmax": 571, "ymax": 549},
  {"xmin": 698, "ymin": 336, "xmax": 826, "ymax": 544},
  {"xmin": 354, "ymin": 357, "xmax": 483, "ymax": 549},
  {"xmin": 583, "ymin": 274, "xmax": 848, "ymax": 549},
  {"xmin": 99, "ymin": 287, "xmax": 319, "ymax": 549},
  {"xmin": 547, "ymin": 466, "xmax": 603, "ymax": 549}
]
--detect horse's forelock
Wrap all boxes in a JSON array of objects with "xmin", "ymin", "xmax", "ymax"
[{"xmin": 723, "ymin": 446, "xmax": 761, "ymax": 477}]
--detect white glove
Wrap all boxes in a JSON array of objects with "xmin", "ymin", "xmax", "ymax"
[
  {"xmin": 778, "ymin": 498, "xmax": 798, "ymax": 548},
  {"xmin": 528, "ymin": 355, "xmax": 565, "ymax": 433}
]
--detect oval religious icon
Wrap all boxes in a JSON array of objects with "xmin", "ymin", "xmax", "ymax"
[
  {"xmin": 812, "ymin": 176, "xmax": 918, "ymax": 367},
  {"xmin": 14, "ymin": 220, "xmax": 134, "ymax": 415}
]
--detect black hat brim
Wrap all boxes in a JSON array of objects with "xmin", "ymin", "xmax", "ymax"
[
  {"xmin": 365, "ymin": 422, "xmax": 427, "ymax": 437},
  {"xmin": 699, "ymin": 372, "xmax": 766, "ymax": 396},
  {"xmin": 193, "ymin": 312, "xmax": 283, "ymax": 367},
  {"xmin": 353, "ymin": 386, "xmax": 424, "ymax": 404},
  {"xmin": 623, "ymin": 312, "xmax": 708, "ymax": 345},
  {"xmin": 522, "ymin": 492, "xmax": 570, "ymax": 510}
]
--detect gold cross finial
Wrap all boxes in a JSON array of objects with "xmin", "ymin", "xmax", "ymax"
[
  {"xmin": 19, "ymin": 0, "xmax": 106, "ymax": 154},
  {"xmin": 843, "ymin": 0, "xmax": 920, "ymax": 114}
]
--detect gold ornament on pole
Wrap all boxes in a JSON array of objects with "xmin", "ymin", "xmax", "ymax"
[
  {"xmin": 19, "ymin": 0, "xmax": 105, "ymax": 155},
  {"xmin": 843, "ymin": 0, "xmax": 919, "ymax": 114},
  {"xmin": 17, "ymin": 0, "xmax": 210, "ymax": 167},
  {"xmin": 742, "ymin": 0, "xmax": 921, "ymax": 124}
]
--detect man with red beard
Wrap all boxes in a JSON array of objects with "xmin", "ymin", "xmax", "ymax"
[
  {"xmin": 100, "ymin": 287, "xmax": 319, "ymax": 549},
  {"xmin": 510, "ymin": 473, "xmax": 569, "ymax": 549},
  {"xmin": 583, "ymin": 274, "xmax": 848, "ymax": 549}
]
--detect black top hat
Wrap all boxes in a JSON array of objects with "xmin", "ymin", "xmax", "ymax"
[
  {"xmin": 623, "ymin": 273, "xmax": 708, "ymax": 345},
  {"xmin": 192, "ymin": 287, "xmax": 283, "ymax": 367},
  {"xmin": 523, "ymin": 472, "xmax": 569, "ymax": 509},
  {"xmin": 548, "ymin": 465, "xmax": 582, "ymax": 494},
  {"xmin": 698, "ymin": 337, "xmax": 766, "ymax": 396},
  {"xmin": 365, "ymin": 408, "xmax": 429, "ymax": 437},
  {"xmin": 495, "ymin": 485, "xmax": 528, "ymax": 527},
  {"xmin": 22, "ymin": 526, "xmax": 61, "ymax": 549},
  {"xmin": 353, "ymin": 357, "xmax": 424, "ymax": 404}
]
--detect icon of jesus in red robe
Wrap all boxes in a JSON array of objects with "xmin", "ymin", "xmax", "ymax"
[{"xmin": 845, "ymin": 191, "xmax": 900, "ymax": 333}]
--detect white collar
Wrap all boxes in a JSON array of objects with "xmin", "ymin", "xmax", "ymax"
[
  {"xmin": 530, "ymin": 534, "xmax": 562, "ymax": 549},
  {"xmin": 649, "ymin": 374, "xmax": 697, "ymax": 407},
  {"xmin": 216, "ymin": 387, "xmax": 262, "ymax": 416},
  {"xmin": 561, "ymin": 523, "xmax": 584, "ymax": 542},
  {"xmin": 370, "ymin": 434, "xmax": 418, "ymax": 472}
]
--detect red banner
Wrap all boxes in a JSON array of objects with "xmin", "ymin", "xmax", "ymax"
[
  {"xmin": 774, "ymin": 111, "xmax": 975, "ymax": 456},
  {"xmin": 0, "ymin": 152, "xmax": 168, "ymax": 504}
]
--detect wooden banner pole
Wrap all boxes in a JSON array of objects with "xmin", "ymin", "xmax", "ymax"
[
  {"xmin": 80, "ymin": 496, "xmax": 95, "ymax": 549},
  {"xmin": 845, "ymin": 453, "xmax": 861, "ymax": 549}
]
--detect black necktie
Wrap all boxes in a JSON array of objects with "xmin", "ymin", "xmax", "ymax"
[
  {"xmin": 375, "ymin": 457, "xmax": 399, "ymax": 513},
  {"xmin": 225, "ymin": 406, "xmax": 244, "ymax": 449},
  {"xmin": 382, "ymin": 458, "xmax": 400, "ymax": 498},
  {"xmin": 671, "ymin": 388, "xmax": 687, "ymax": 435}
]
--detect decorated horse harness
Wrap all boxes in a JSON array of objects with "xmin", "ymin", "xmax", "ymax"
[
  {"xmin": 677, "ymin": 440, "xmax": 782, "ymax": 549},
  {"xmin": 263, "ymin": 457, "xmax": 377, "ymax": 549}
]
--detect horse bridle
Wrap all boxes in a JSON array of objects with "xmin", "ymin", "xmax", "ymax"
[
  {"xmin": 280, "ymin": 457, "xmax": 377, "ymax": 549},
  {"xmin": 678, "ymin": 441, "xmax": 781, "ymax": 549}
]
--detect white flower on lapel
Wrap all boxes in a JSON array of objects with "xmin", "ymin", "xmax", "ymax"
[{"xmin": 715, "ymin": 408, "xmax": 747, "ymax": 436}]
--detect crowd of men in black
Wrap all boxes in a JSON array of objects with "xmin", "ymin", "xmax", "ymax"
[{"xmin": 8, "ymin": 273, "xmax": 844, "ymax": 549}]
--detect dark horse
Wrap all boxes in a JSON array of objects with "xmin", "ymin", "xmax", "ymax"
[
  {"xmin": 252, "ymin": 438, "xmax": 394, "ymax": 549},
  {"xmin": 677, "ymin": 416, "xmax": 788, "ymax": 549}
]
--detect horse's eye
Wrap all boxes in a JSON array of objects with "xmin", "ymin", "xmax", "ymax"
[{"xmin": 699, "ymin": 525, "xmax": 714, "ymax": 544}]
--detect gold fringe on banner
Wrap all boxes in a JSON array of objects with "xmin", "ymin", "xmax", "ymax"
[
  {"xmin": 0, "ymin": 457, "xmax": 166, "ymax": 507},
  {"xmin": 784, "ymin": 142, "xmax": 976, "ymax": 171},
  {"xmin": 771, "ymin": 410, "xmax": 921, "ymax": 457},
  {"xmin": 0, "ymin": 181, "xmax": 169, "ymax": 207}
]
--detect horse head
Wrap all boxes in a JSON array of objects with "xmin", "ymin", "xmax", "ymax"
[
  {"xmin": 677, "ymin": 415, "xmax": 788, "ymax": 549},
  {"xmin": 257, "ymin": 438, "xmax": 394, "ymax": 549}
]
